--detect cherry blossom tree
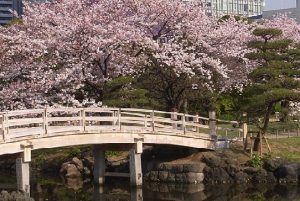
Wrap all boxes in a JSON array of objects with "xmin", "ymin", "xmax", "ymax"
[
  {"xmin": 1, "ymin": 0, "xmax": 298, "ymax": 111},
  {"xmin": 0, "ymin": 0, "xmax": 142, "ymax": 109}
]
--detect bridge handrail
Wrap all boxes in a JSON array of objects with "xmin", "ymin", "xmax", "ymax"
[{"xmin": 0, "ymin": 107, "xmax": 244, "ymax": 143}]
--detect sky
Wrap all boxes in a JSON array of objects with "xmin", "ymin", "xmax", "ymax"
[{"xmin": 264, "ymin": 0, "xmax": 297, "ymax": 11}]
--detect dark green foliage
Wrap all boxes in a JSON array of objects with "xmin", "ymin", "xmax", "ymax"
[
  {"xmin": 105, "ymin": 151, "xmax": 120, "ymax": 157},
  {"xmin": 138, "ymin": 62, "xmax": 215, "ymax": 112},
  {"xmin": 252, "ymin": 28, "xmax": 282, "ymax": 39},
  {"xmin": 219, "ymin": 15, "xmax": 250, "ymax": 23},
  {"xmin": 68, "ymin": 148, "xmax": 81, "ymax": 158},
  {"xmin": 242, "ymin": 28, "xmax": 300, "ymax": 134},
  {"xmin": 102, "ymin": 76, "xmax": 154, "ymax": 108},
  {"xmin": 137, "ymin": 64, "xmax": 191, "ymax": 111},
  {"xmin": 249, "ymin": 154, "xmax": 262, "ymax": 168},
  {"xmin": 35, "ymin": 153, "xmax": 47, "ymax": 167}
]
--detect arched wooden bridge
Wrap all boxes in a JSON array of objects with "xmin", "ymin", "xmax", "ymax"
[
  {"xmin": 0, "ymin": 107, "xmax": 245, "ymax": 193},
  {"xmin": 0, "ymin": 107, "xmax": 243, "ymax": 155}
]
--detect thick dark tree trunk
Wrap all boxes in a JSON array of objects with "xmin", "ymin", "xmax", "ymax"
[{"xmin": 253, "ymin": 103, "xmax": 273, "ymax": 151}]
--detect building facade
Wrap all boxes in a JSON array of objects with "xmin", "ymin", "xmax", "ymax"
[
  {"xmin": 203, "ymin": 0, "xmax": 265, "ymax": 17},
  {"xmin": 0, "ymin": 0, "xmax": 22, "ymax": 25},
  {"xmin": 263, "ymin": 0, "xmax": 300, "ymax": 23}
]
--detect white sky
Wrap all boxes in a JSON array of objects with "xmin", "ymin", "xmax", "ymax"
[{"xmin": 264, "ymin": 0, "xmax": 297, "ymax": 11}]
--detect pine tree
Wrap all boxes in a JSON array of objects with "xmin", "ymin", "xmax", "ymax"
[
  {"xmin": 242, "ymin": 28, "xmax": 300, "ymax": 150},
  {"xmin": 102, "ymin": 76, "xmax": 154, "ymax": 108}
]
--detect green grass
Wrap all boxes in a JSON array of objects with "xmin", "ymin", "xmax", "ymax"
[
  {"xmin": 268, "ymin": 137, "xmax": 300, "ymax": 162},
  {"xmin": 267, "ymin": 121, "xmax": 299, "ymax": 133},
  {"xmin": 216, "ymin": 120, "xmax": 300, "ymax": 137},
  {"xmin": 216, "ymin": 123, "xmax": 241, "ymax": 137}
]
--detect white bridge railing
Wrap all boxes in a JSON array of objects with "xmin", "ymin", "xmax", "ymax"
[{"xmin": 0, "ymin": 108, "xmax": 243, "ymax": 143}]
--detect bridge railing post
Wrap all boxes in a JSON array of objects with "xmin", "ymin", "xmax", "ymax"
[
  {"xmin": 118, "ymin": 108, "xmax": 121, "ymax": 131},
  {"xmin": 182, "ymin": 114, "xmax": 186, "ymax": 134},
  {"xmin": 3, "ymin": 112, "xmax": 8, "ymax": 140},
  {"xmin": 0, "ymin": 113, "xmax": 7, "ymax": 141},
  {"xmin": 0, "ymin": 114, "xmax": 3, "ymax": 141},
  {"xmin": 43, "ymin": 108, "xmax": 48, "ymax": 135},
  {"xmin": 113, "ymin": 110, "xmax": 117, "ymax": 127},
  {"xmin": 209, "ymin": 110, "xmax": 217, "ymax": 136},
  {"xmin": 171, "ymin": 111, "xmax": 177, "ymax": 130},
  {"xmin": 151, "ymin": 110, "xmax": 155, "ymax": 132},
  {"xmin": 144, "ymin": 114, "xmax": 147, "ymax": 129},
  {"xmin": 81, "ymin": 108, "xmax": 86, "ymax": 132},
  {"xmin": 242, "ymin": 123, "xmax": 248, "ymax": 143},
  {"xmin": 193, "ymin": 113, "xmax": 199, "ymax": 132}
]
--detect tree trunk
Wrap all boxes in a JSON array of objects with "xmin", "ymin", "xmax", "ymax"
[{"xmin": 253, "ymin": 103, "xmax": 273, "ymax": 151}]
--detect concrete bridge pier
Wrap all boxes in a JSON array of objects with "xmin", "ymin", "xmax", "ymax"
[
  {"xmin": 93, "ymin": 185, "xmax": 105, "ymax": 201},
  {"xmin": 16, "ymin": 158, "xmax": 30, "ymax": 194},
  {"xmin": 131, "ymin": 187, "xmax": 143, "ymax": 201},
  {"xmin": 93, "ymin": 140, "xmax": 143, "ymax": 186},
  {"xmin": 93, "ymin": 146, "xmax": 106, "ymax": 185},
  {"xmin": 129, "ymin": 140, "xmax": 143, "ymax": 186},
  {"xmin": 16, "ymin": 142, "xmax": 32, "ymax": 194}
]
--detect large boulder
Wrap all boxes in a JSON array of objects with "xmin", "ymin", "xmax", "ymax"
[
  {"xmin": 274, "ymin": 163, "xmax": 299, "ymax": 183},
  {"xmin": 59, "ymin": 161, "xmax": 71, "ymax": 175},
  {"xmin": 60, "ymin": 162, "xmax": 81, "ymax": 178},
  {"xmin": 185, "ymin": 172, "xmax": 204, "ymax": 183},
  {"xmin": 83, "ymin": 167, "xmax": 91, "ymax": 176},
  {"xmin": 72, "ymin": 157, "xmax": 84, "ymax": 172},
  {"xmin": 174, "ymin": 173, "xmax": 204, "ymax": 184},
  {"xmin": 82, "ymin": 156, "xmax": 94, "ymax": 170},
  {"xmin": 224, "ymin": 165, "xmax": 240, "ymax": 177},
  {"xmin": 65, "ymin": 177, "xmax": 83, "ymax": 190},
  {"xmin": 234, "ymin": 171, "xmax": 251, "ymax": 184},
  {"xmin": 204, "ymin": 167, "xmax": 232, "ymax": 184},
  {"xmin": 65, "ymin": 164, "xmax": 82, "ymax": 178},
  {"xmin": 243, "ymin": 167, "xmax": 260, "ymax": 175},
  {"xmin": 252, "ymin": 169, "xmax": 276, "ymax": 183},
  {"xmin": 202, "ymin": 153, "xmax": 226, "ymax": 168},
  {"xmin": 183, "ymin": 163, "xmax": 206, "ymax": 173},
  {"xmin": 158, "ymin": 171, "xmax": 169, "ymax": 182},
  {"xmin": 59, "ymin": 156, "xmax": 94, "ymax": 179},
  {"xmin": 264, "ymin": 158, "xmax": 287, "ymax": 172},
  {"xmin": 158, "ymin": 163, "xmax": 205, "ymax": 173}
]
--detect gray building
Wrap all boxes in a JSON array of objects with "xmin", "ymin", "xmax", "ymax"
[
  {"xmin": 203, "ymin": 0, "xmax": 265, "ymax": 17},
  {"xmin": 263, "ymin": 0, "xmax": 300, "ymax": 23},
  {"xmin": 0, "ymin": 0, "xmax": 22, "ymax": 25}
]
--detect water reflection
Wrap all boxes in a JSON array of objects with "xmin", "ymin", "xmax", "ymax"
[
  {"xmin": 1, "ymin": 172, "xmax": 300, "ymax": 201},
  {"xmin": 144, "ymin": 183, "xmax": 206, "ymax": 201},
  {"xmin": 94, "ymin": 186, "xmax": 142, "ymax": 201}
]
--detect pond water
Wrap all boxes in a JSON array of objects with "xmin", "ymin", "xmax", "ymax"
[{"xmin": 1, "ymin": 171, "xmax": 300, "ymax": 201}]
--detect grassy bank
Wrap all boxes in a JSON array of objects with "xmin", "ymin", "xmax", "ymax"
[{"xmin": 268, "ymin": 137, "xmax": 300, "ymax": 162}]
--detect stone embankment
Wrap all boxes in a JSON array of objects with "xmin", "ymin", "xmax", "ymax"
[
  {"xmin": 57, "ymin": 149, "xmax": 300, "ymax": 185},
  {"xmin": 144, "ymin": 163, "xmax": 205, "ymax": 184},
  {"xmin": 145, "ymin": 151, "xmax": 300, "ymax": 185}
]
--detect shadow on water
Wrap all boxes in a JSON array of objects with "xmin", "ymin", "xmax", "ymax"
[{"xmin": 1, "ymin": 171, "xmax": 300, "ymax": 201}]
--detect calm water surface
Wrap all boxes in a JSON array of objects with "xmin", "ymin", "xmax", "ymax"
[{"xmin": 1, "ymin": 171, "xmax": 300, "ymax": 201}]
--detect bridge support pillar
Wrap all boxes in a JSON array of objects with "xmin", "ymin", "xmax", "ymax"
[
  {"xmin": 93, "ymin": 147, "xmax": 106, "ymax": 185},
  {"xmin": 16, "ymin": 157, "xmax": 30, "ymax": 195},
  {"xmin": 131, "ymin": 187, "xmax": 143, "ymax": 201},
  {"xmin": 129, "ymin": 141, "xmax": 143, "ymax": 186},
  {"xmin": 209, "ymin": 110, "xmax": 216, "ymax": 136}
]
